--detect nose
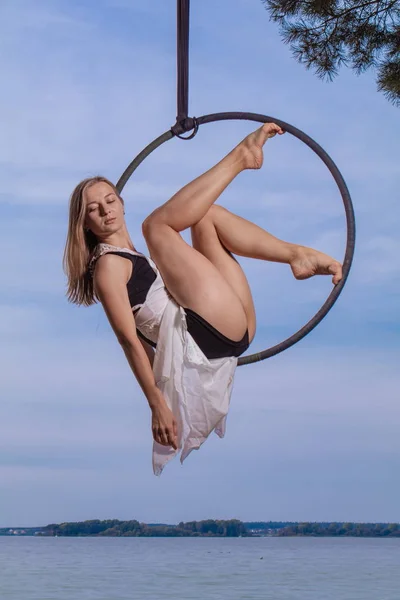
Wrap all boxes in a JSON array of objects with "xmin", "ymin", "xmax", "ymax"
[{"xmin": 100, "ymin": 204, "xmax": 111, "ymax": 216}]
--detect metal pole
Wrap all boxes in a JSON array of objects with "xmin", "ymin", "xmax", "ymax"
[{"xmin": 176, "ymin": 0, "xmax": 190, "ymax": 123}]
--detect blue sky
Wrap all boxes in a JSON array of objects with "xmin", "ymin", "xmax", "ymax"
[{"xmin": 1, "ymin": 0, "xmax": 399, "ymax": 527}]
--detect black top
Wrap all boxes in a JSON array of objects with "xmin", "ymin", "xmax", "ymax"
[{"xmin": 106, "ymin": 251, "xmax": 157, "ymax": 309}]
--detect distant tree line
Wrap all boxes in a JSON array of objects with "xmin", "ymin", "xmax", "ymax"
[
  {"xmin": 2, "ymin": 520, "xmax": 399, "ymax": 537},
  {"xmin": 245, "ymin": 521, "xmax": 297, "ymax": 530},
  {"xmin": 275, "ymin": 522, "xmax": 400, "ymax": 537},
  {"xmin": 40, "ymin": 519, "xmax": 248, "ymax": 538}
]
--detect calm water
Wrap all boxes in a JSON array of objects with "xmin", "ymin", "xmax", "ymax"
[{"xmin": 1, "ymin": 537, "xmax": 399, "ymax": 599}]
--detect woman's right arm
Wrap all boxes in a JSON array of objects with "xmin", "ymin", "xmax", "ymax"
[{"xmin": 93, "ymin": 254, "xmax": 177, "ymax": 449}]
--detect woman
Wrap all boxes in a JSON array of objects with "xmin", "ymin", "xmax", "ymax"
[{"xmin": 64, "ymin": 123, "xmax": 342, "ymax": 475}]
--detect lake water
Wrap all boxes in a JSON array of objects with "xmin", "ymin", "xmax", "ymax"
[{"xmin": 1, "ymin": 537, "xmax": 399, "ymax": 599}]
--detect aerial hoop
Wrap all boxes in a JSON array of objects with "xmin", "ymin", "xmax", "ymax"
[
  {"xmin": 116, "ymin": 111, "xmax": 356, "ymax": 366},
  {"xmin": 116, "ymin": 1, "xmax": 356, "ymax": 365}
]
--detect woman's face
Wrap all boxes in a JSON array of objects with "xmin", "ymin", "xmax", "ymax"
[{"xmin": 84, "ymin": 182, "xmax": 124, "ymax": 239}]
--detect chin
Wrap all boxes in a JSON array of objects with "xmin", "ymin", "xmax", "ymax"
[{"xmin": 104, "ymin": 222, "xmax": 120, "ymax": 231}]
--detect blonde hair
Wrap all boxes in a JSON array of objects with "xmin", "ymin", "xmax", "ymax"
[{"xmin": 63, "ymin": 176, "xmax": 124, "ymax": 306}]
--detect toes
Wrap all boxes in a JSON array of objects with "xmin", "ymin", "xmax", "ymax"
[
  {"xmin": 329, "ymin": 262, "xmax": 343, "ymax": 285},
  {"xmin": 263, "ymin": 123, "xmax": 284, "ymax": 137}
]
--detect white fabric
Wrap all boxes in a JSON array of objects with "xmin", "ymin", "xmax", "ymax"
[{"xmin": 91, "ymin": 243, "xmax": 238, "ymax": 476}]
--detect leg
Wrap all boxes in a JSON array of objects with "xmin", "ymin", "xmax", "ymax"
[
  {"xmin": 144, "ymin": 123, "xmax": 283, "ymax": 232},
  {"xmin": 191, "ymin": 207, "xmax": 257, "ymax": 343},
  {"xmin": 207, "ymin": 206, "xmax": 342, "ymax": 284},
  {"xmin": 191, "ymin": 204, "xmax": 343, "ymax": 339},
  {"xmin": 205, "ymin": 206, "xmax": 296, "ymax": 263},
  {"xmin": 142, "ymin": 123, "xmax": 284, "ymax": 342},
  {"xmin": 190, "ymin": 204, "xmax": 302, "ymax": 343}
]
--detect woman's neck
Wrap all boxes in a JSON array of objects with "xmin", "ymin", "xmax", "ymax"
[{"xmin": 97, "ymin": 229, "xmax": 135, "ymax": 251}]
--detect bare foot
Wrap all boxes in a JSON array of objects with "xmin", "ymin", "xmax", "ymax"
[
  {"xmin": 290, "ymin": 246, "xmax": 343, "ymax": 285},
  {"xmin": 239, "ymin": 123, "xmax": 284, "ymax": 170}
]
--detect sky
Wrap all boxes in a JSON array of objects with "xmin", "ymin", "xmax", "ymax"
[{"xmin": 1, "ymin": 0, "xmax": 399, "ymax": 528}]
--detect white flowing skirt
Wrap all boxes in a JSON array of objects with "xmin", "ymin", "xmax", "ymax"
[
  {"xmin": 150, "ymin": 299, "xmax": 237, "ymax": 476},
  {"xmin": 91, "ymin": 243, "xmax": 238, "ymax": 476}
]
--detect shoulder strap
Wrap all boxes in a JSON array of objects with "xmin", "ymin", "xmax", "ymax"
[
  {"xmin": 96, "ymin": 243, "xmax": 143, "ymax": 258},
  {"xmin": 89, "ymin": 243, "xmax": 143, "ymax": 274},
  {"xmin": 89, "ymin": 243, "xmax": 159, "ymax": 281}
]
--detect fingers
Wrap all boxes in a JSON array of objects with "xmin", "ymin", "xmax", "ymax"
[
  {"xmin": 152, "ymin": 425, "xmax": 178, "ymax": 450},
  {"xmin": 154, "ymin": 428, "xmax": 169, "ymax": 446},
  {"xmin": 170, "ymin": 420, "xmax": 178, "ymax": 450},
  {"xmin": 159, "ymin": 429, "xmax": 170, "ymax": 446},
  {"xmin": 168, "ymin": 431, "xmax": 178, "ymax": 450}
]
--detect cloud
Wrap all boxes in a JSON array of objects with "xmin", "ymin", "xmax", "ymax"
[
  {"xmin": 1, "ymin": 0, "xmax": 399, "ymax": 526},
  {"xmin": 358, "ymin": 236, "xmax": 400, "ymax": 283},
  {"xmin": 0, "ymin": 305, "xmax": 58, "ymax": 336},
  {"xmin": 1, "ymin": 346, "xmax": 399, "ymax": 524}
]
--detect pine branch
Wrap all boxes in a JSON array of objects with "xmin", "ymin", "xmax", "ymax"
[{"xmin": 262, "ymin": 0, "xmax": 400, "ymax": 106}]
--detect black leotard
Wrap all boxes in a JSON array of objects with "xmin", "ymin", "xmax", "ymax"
[{"xmin": 109, "ymin": 251, "xmax": 249, "ymax": 360}]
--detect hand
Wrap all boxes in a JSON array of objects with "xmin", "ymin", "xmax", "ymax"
[
  {"xmin": 151, "ymin": 402, "xmax": 178, "ymax": 450},
  {"xmin": 290, "ymin": 246, "xmax": 343, "ymax": 285}
]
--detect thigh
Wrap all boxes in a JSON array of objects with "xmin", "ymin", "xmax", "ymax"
[
  {"xmin": 142, "ymin": 221, "xmax": 248, "ymax": 342},
  {"xmin": 191, "ymin": 206, "xmax": 256, "ymax": 342}
]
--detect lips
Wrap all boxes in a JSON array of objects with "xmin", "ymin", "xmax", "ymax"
[{"xmin": 105, "ymin": 217, "xmax": 116, "ymax": 225}]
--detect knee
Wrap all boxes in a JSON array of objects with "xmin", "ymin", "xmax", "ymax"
[
  {"xmin": 142, "ymin": 216, "xmax": 177, "ymax": 255},
  {"xmin": 192, "ymin": 205, "xmax": 223, "ymax": 231},
  {"xmin": 142, "ymin": 213, "xmax": 164, "ymax": 240},
  {"xmin": 141, "ymin": 216, "xmax": 152, "ymax": 238},
  {"xmin": 204, "ymin": 205, "xmax": 226, "ymax": 221}
]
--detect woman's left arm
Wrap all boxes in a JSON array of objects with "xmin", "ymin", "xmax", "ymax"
[{"xmin": 139, "ymin": 337, "xmax": 155, "ymax": 367}]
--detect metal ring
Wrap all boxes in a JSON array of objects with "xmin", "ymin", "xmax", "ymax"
[{"xmin": 116, "ymin": 112, "xmax": 355, "ymax": 366}]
